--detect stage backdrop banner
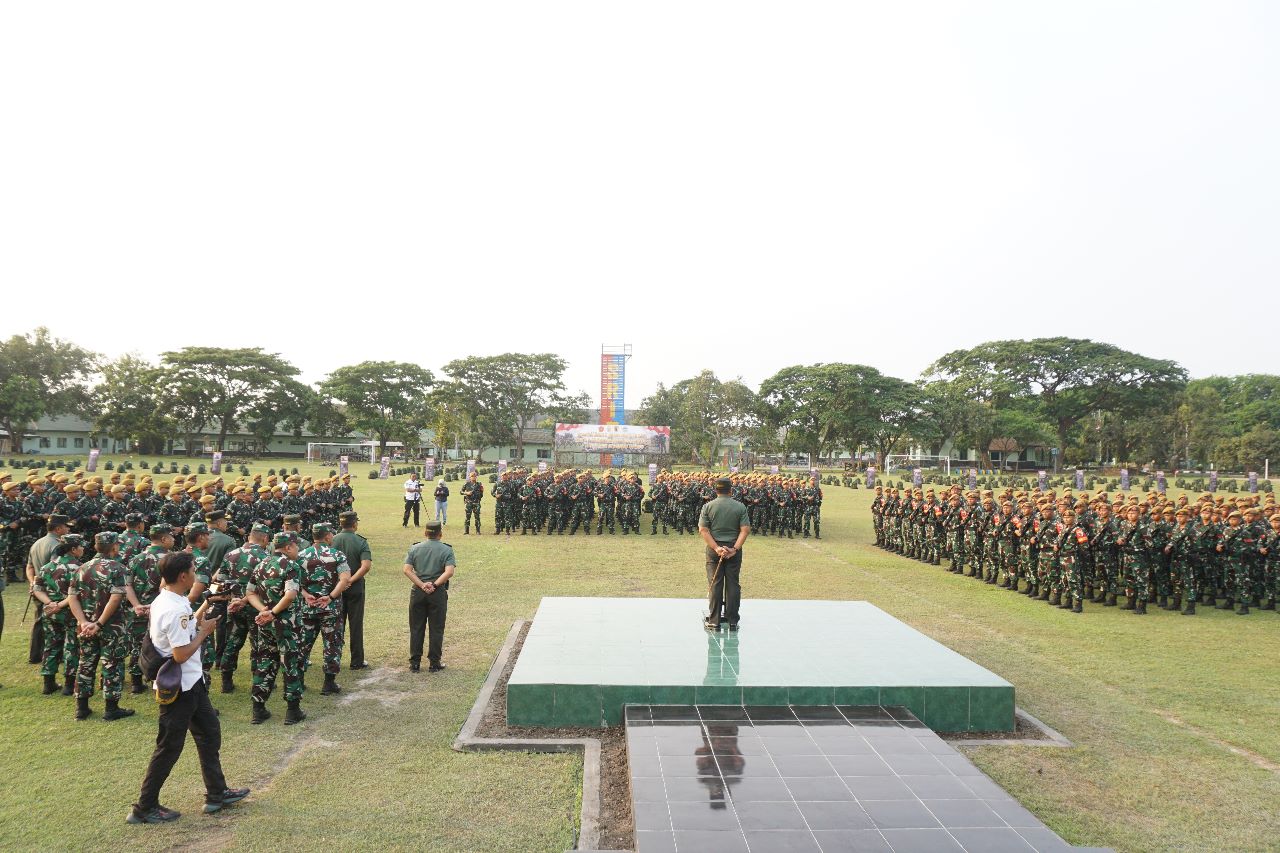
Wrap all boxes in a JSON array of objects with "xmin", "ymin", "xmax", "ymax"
[{"xmin": 554, "ymin": 424, "xmax": 670, "ymax": 455}]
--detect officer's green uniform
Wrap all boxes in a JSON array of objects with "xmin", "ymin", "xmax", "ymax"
[{"xmin": 405, "ymin": 533, "xmax": 454, "ymax": 668}]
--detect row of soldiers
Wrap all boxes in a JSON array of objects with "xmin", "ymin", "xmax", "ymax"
[
  {"xmin": 481, "ymin": 470, "xmax": 823, "ymax": 538},
  {"xmin": 871, "ymin": 484, "xmax": 1280, "ymax": 615},
  {"xmin": 27, "ymin": 509, "xmax": 360, "ymax": 723},
  {"xmin": 2, "ymin": 467, "xmax": 356, "ymax": 578}
]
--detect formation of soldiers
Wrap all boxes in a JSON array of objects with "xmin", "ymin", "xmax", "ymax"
[
  {"xmin": 871, "ymin": 483, "xmax": 1280, "ymax": 616},
  {"xmin": 6, "ymin": 465, "xmax": 359, "ymax": 723},
  {"xmin": 481, "ymin": 469, "xmax": 823, "ymax": 538}
]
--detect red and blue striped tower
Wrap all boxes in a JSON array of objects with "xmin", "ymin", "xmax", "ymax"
[{"xmin": 600, "ymin": 344, "xmax": 631, "ymax": 467}]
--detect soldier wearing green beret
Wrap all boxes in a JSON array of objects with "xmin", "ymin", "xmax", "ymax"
[
  {"xmin": 297, "ymin": 523, "xmax": 351, "ymax": 695},
  {"xmin": 124, "ymin": 524, "xmax": 173, "ymax": 693}
]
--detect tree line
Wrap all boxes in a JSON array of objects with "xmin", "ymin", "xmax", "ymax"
[
  {"xmin": 639, "ymin": 337, "xmax": 1278, "ymax": 474},
  {"xmin": 0, "ymin": 328, "xmax": 588, "ymax": 458}
]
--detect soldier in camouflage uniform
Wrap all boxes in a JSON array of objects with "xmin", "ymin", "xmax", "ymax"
[
  {"xmin": 567, "ymin": 474, "xmax": 591, "ymax": 535},
  {"xmin": 297, "ymin": 523, "xmax": 352, "ymax": 695},
  {"xmin": 245, "ymin": 531, "xmax": 307, "ymax": 725},
  {"xmin": 1088, "ymin": 501, "xmax": 1119, "ymax": 606},
  {"xmin": 619, "ymin": 473, "xmax": 643, "ymax": 534},
  {"xmin": 71, "ymin": 532, "xmax": 139, "ymax": 720},
  {"xmin": 1192, "ymin": 505, "xmax": 1220, "ymax": 606},
  {"xmin": 650, "ymin": 474, "xmax": 671, "ymax": 535},
  {"xmin": 217, "ymin": 523, "xmax": 271, "ymax": 691},
  {"xmin": 33, "ymin": 534, "xmax": 89, "ymax": 695},
  {"xmin": 492, "ymin": 473, "xmax": 512, "ymax": 534},
  {"xmin": 1052, "ymin": 509, "xmax": 1088, "ymax": 612},
  {"xmin": 1164, "ymin": 506, "xmax": 1197, "ymax": 614},
  {"xmin": 118, "ymin": 513, "xmax": 149, "ymax": 565},
  {"xmin": 1216, "ymin": 510, "xmax": 1255, "ymax": 614},
  {"xmin": 1260, "ymin": 511, "xmax": 1280, "ymax": 611},
  {"xmin": 803, "ymin": 479, "xmax": 823, "ymax": 539},
  {"xmin": 125, "ymin": 524, "xmax": 172, "ymax": 692},
  {"xmin": 1147, "ymin": 506, "xmax": 1174, "ymax": 608},
  {"xmin": 961, "ymin": 494, "xmax": 984, "ymax": 577},
  {"xmin": 518, "ymin": 476, "xmax": 541, "ymax": 535},
  {"xmin": 461, "ymin": 472, "xmax": 484, "ymax": 535},
  {"xmin": 595, "ymin": 473, "xmax": 618, "ymax": 535},
  {"xmin": 1034, "ymin": 505, "xmax": 1061, "ymax": 601},
  {"xmin": 1116, "ymin": 505, "xmax": 1150, "ymax": 613},
  {"xmin": 1, "ymin": 480, "xmax": 22, "ymax": 582}
]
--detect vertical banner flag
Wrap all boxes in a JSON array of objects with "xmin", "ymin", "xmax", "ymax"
[
  {"xmin": 1208, "ymin": 470, "xmax": 1217, "ymax": 492},
  {"xmin": 770, "ymin": 464, "xmax": 779, "ymax": 475},
  {"xmin": 912, "ymin": 468, "xmax": 922, "ymax": 487},
  {"xmin": 496, "ymin": 459, "xmax": 508, "ymax": 481},
  {"xmin": 1038, "ymin": 470, "xmax": 1048, "ymax": 491},
  {"xmin": 466, "ymin": 459, "xmax": 476, "ymax": 480},
  {"xmin": 1075, "ymin": 468, "xmax": 1084, "ymax": 490},
  {"xmin": 1249, "ymin": 471, "xmax": 1258, "ymax": 493},
  {"xmin": 811, "ymin": 467, "xmax": 819, "ymax": 483},
  {"xmin": 648, "ymin": 462, "xmax": 658, "ymax": 484},
  {"xmin": 1156, "ymin": 471, "xmax": 1166, "ymax": 493},
  {"xmin": 538, "ymin": 460, "xmax": 548, "ymax": 474},
  {"xmin": 967, "ymin": 468, "xmax": 977, "ymax": 490},
  {"xmin": 866, "ymin": 466, "xmax": 876, "ymax": 488},
  {"xmin": 379, "ymin": 457, "xmax": 390, "ymax": 479},
  {"xmin": 211, "ymin": 451, "xmax": 222, "ymax": 474},
  {"xmin": 87, "ymin": 448, "xmax": 100, "ymax": 472},
  {"xmin": 1120, "ymin": 468, "xmax": 1130, "ymax": 490},
  {"xmin": 339, "ymin": 456, "xmax": 349, "ymax": 476},
  {"xmin": 425, "ymin": 457, "xmax": 436, "ymax": 480}
]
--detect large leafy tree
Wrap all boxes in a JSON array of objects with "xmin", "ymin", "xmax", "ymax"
[
  {"xmin": 759, "ymin": 363, "xmax": 883, "ymax": 465},
  {"xmin": 93, "ymin": 354, "xmax": 175, "ymax": 455},
  {"xmin": 0, "ymin": 327, "xmax": 98, "ymax": 451},
  {"xmin": 437, "ymin": 354, "xmax": 587, "ymax": 461},
  {"xmin": 929, "ymin": 338, "xmax": 1187, "ymax": 471},
  {"xmin": 864, "ymin": 374, "xmax": 929, "ymax": 469},
  {"xmin": 639, "ymin": 371, "xmax": 759, "ymax": 466},
  {"xmin": 319, "ymin": 361, "xmax": 435, "ymax": 457},
  {"xmin": 161, "ymin": 347, "xmax": 302, "ymax": 452}
]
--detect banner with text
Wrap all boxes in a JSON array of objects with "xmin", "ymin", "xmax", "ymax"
[
  {"xmin": 379, "ymin": 457, "xmax": 390, "ymax": 479},
  {"xmin": 1120, "ymin": 468, "xmax": 1130, "ymax": 490},
  {"xmin": 466, "ymin": 459, "xmax": 476, "ymax": 480},
  {"xmin": 425, "ymin": 457, "xmax": 435, "ymax": 480},
  {"xmin": 87, "ymin": 448, "xmax": 100, "ymax": 472},
  {"xmin": 912, "ymin": 468, "xmax": 922, "ymax": 487},
  {"xmin": 555, "ymin": 423, "xmax": 670, "ymax": 455},
  {"xmin": 1075, "ymin": 468, "xmax": 1084, "ymax": 490},
  {"xmin": 1156, "ymin": 471, "xmax": 1166, "ymax": 493},
  {"xmin": 600, "ymin": 353, "xmax": 626, "ymax": 426},
  {"xmin": 1208, "ymin": 471, "xmax": 1217, "ymax": 492},
  {"xmin": 496, "ymin": 459, "xmax": 508, "ymax": 481},
  {"xmin": 648, "ymin": 463, "xmax": 658, "ymax": 484},
  {"xmin": 866, "ymin": 466, "xmax": 875, "ymax": 488},
  {"xmin": 1249, "ymin": 471, "xmax": 1258, "ymax": 493},
  {"xmin": 339, "ymin": 456, "xmax": 349, "ymax": 476},
  {"xmin": 1038, "ymin": 470, "xmax": 1048, "ymax": 491},
  {"xmin": 211, "ymin": 451, "xmax": 222, "ymax": 475}
]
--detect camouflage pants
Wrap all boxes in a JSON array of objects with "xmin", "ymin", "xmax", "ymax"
[
  {"xmin": 597, "ymin": 503, "xmax": 616, "ymax": 534},
  {"xmin": 252, "ymin": 618, "xmax": 304, "ymax": 703},
  {"xmin": 569, "ymin": 503, "xmax": 591, "ymax": 534},
  {"xmin": 219, "ymin": 606, "xmax": 257, "ymax": 673},
  {"xmin": 1151, "ymin": 555, "xmax": 1173, "ymax": 598},
  {"xmin": 872, "ymin": 515, "xmax": 884, "ymax": 544},
  {"xmin": 803, "ymin": 507, "xmax": 820, "ymax": 536},
  {"xmin": 1036, "ymin": 550, "xmax": 1057, "ymax": 592},
  {"xmin": 626, "ymin": 501, "xmax": 643, "ymax": 532},
  {"xmin": 652, "ymin": 502, "xmax": 668, "ymax": 533},
  {"xmin": 1121, "ymin": 553, "xmax": 1149, "ymax": 601},
  {"xmin": 519, "ymin": 502, "xmax": 539, "ymax": 533},
  {"xmin": 1018, "ymin": 548, "xmax": 1037, "ymax": 586},
  {"xmin": 981, "ymin": 540, "xmax": 1001, "ymax": 579},
  {"xmin": 298, "ymin": 607, "xmax": 344, "ymax": 676},
  {"xmin": 997, "ymin": 541, "xmax": 1017, "ymax": 582},
  {"xmin": 126, "ymin": 610, "xmax": 149, "ymax": 678},
  {"xmin": 464, "ymin": 502, "xmax": 482, "ymax": 532},
  {"xmin": 1060, "ymin": 555, "xmax": 1083, "ymax": 602},
  {"xmin": 493, "ymin": 502, "xmax": 509, "ymax": 533},
  {"xmin": 1229, "ymin": 558, "xmax": 1252, "ymax": 604},
  {"xmin": 1093, "ymin": 556, "xmax": 1119, "ymax": 596},
  {"xmin": 40, "ymin": 614, "xmax": 79, "ymax": 679},
  {"xmin": 949, "ymin": 530, "xmax": 964, "ymax": 566},
  {"xmin": 1265, "ymin": 558, "xmax": 1280, "ymax": 602},
  {"xmin": 76, "ymin": 624, "xmax": 127, "ymax": 700},
  {"xmin": 1170, "ymin": 556, "xmax": 1196, "ymax": 602}
]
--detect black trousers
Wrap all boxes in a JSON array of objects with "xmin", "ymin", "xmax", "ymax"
[
  {"xmin": 407, "ymin": 586, "xmax": 448, "ymax": 665},
  {"xmin": 137, "ymin": 680, "xmax": 227, "ymax": 810},
  {"xmin": 403, "ymin": 499, "xmax": 420, "ymax": 527},
  {"xmin": 342, "ymin": 581, "xmax": 366, "ymax": 666},
  {"xmin": 705, "ymin": 543, "xmax": 743, "ymax": 626},
  {"xmin": 30, "ymin": 607, "xmax": 44, "ymax": 665}
]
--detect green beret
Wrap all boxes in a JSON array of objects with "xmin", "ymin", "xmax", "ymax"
[
  {"xmin": 94, "ymin": 531, "xmax": 119, "ymax": 547},
  {"xmin": 149, "ymin": 523, "xmax": 173, "ymax": 538},
  {"xmin": 312, "ymin": 522, "xmax": 334, "ymax": 537},
  {"xmin": 251, "ymin": 523, "xmax": 273, "ymax": 536},
  {"xmin": 273, "ymin": 531, "xmax": 299, "ymax": 549},
  {"xmin": 186, "ymin": 522, "xmax": 210, "ymax": 538},
  {"xmin": 283, "ymin": 514, "xmax": 302, "ymax": 524}
]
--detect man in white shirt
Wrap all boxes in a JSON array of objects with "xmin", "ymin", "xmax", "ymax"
[
  {"xmin": 402, "ymin": 472, "xmax": 423, "ymax": 528},
  {"xmin": 129, "ymin": 551, "xmax": 249, "ymax": 825}
]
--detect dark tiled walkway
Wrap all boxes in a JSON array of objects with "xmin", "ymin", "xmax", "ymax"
[{"xmin": 626, "ymin": 705, "xmax": 1099, "ymax": 853}]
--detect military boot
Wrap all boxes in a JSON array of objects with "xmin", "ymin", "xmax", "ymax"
[
  {"xmin": 1157, "ymin": 595, "xmax": 1168, "ymax": 610},
  {"xmin": 1216, "ymin": 597, "xmax": 1233, "ymax": 610},
  {"xmin": 1168, "ymin": 596, "xmax": 1180, "ymax": 613},
  {"xmin": 221, "ymin": 671, "xmax": 236, "ymax": 694},
  {"xmin": 1104, "ymin": 593, "xmax": 1117, "ymax": 607},
  {"xmin": 43, "ymin": 674, "xmax": 59, "ymax": 695},
  {"xmin": 1072, "ymin": 599, "xmax": 1083, "ymax": 613},
  {"xmin": 1237, "ymin": 602, "xmax": 1250, "ymax": 615},
  {"xmin": 1201, "ymin": 592, "xmax": 1215, "ymax": 606},
  {"xmin": 1120, "ymin": 595, "xmax": 1135, "ymax": 611},
  {"xmin": 1084, "ymin": 585, "xmax": 1093, "ymax": 601},
  {"xmin": 1135, "ymin": 599, "xmax": 1147, "ymax": 615},
  {"xmin": 1038, "ymin": 588, "xmax": 1051, "ymax": 601},
  {"xmin": 130, "ymin": 673, "xmax": 147, "ymax": 694},
  {"xmin": 1181, "ymin": 600, "xmax": 1196, "ymax": 615},
  {"xmin": 1263, "ymin": 599, "xmax": 1276, "ymax": 611},
  {"xmin": 321, "ymin": 674, "xmax": 342, "ymax": 695},
  {"xmin": 75, "ymin": 696, "xmax": 93, "ymax": 720},
  {"xmin": 61, "ymin": 675, "xmax": 75, "ymax": 696},
  {"xmin": 284, "ymin": 700, "xmax": 307, "ymax": 725},
  {"xmin": 104, "ymin": 699, "xmax": 136, "ymax": 721},
  {"xmin": 251, "ymin": 700, "xmax": 271, "ymax": 724},
  {"xmin": 1092, "ymin": 588, "xmax": 1107, "ymax": 604},
  {"xmin": 1048, "ymin": 592, "xmax": 1061, "ymax": 607}
]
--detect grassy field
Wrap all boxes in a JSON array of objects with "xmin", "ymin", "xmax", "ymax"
[{"xmin": 1, "ymin": 457, "xmax": 1278, "ymax": 852}]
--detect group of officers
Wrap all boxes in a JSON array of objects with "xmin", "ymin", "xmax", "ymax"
[
  {"xmin": 4, "ymin": 466, "xmax": 370, "ymax": 724},
  {"xmin": 871, "ymin": 483, "xmax": 1280, "ymax": 616},
  {"xmin": 475, "ymin": 469, "xmax": 823, "ymax": 539}
]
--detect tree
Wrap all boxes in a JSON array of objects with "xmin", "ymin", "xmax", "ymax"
[
  {"xmin": 319, "ymin": 361, "xmax": 435, "ymax": 457},
  {"xmin": 759, "ymin": 364, "xmax": 883, "ymax": 465},
  {"xmin": 641, "ymin": 371, "xmax": 759, "ymax": 466},
  {"xmin": 0, "ymin": 327, "xmax": 98, "ymax": 451},
  {"xmin": 93, "ymin": 354, "xmax": 175, "ymax": 455},
  {"xmin": 438, "ymin": 354, "xmax": 586, "ymax": 461},
  {"xmin": 864, "ymin": 375, "xmax": 928, "ymax": 469},
  {"xmin": 929, "ymin": 338, "xmax": 1187, "ymax": 472},
  {"xmin": 161, "ymin": 347, "xmax": 302, "ymax": 452},
  {"xmin": 244, "ymin": 379, "xmax": 317, "ymax": 454}
]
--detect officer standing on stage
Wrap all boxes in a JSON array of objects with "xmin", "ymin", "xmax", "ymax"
[
  {"xmin": 698, "ymin": 477, "xmax": 751, "ymax": 631},
  {"xmin": 402, "ymin": 521, "xmax": 454, "ymax": 673}
]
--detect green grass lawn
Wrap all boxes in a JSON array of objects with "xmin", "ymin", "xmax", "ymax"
[{"xmin": 2, "ymin": 457, "xmax": 1278, "ymax": 852}]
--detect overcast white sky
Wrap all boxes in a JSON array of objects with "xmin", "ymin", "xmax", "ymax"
[{"xmin": 3, "ymin": 2, "xmax": 1277, "ymax": 409}]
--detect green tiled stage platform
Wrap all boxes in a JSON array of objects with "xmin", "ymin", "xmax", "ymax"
[{"xmin": 506, "ymin": 598, "xmax": 1015, "ymax": 731}]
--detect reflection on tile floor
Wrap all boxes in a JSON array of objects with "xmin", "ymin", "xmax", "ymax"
[{"xmin": 626, "ymin": 705, "xmax": 1107, "ymax": 853}]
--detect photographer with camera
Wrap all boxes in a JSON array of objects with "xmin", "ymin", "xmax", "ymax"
[
  {"xmin": 402, "ymin": 472, "xmax": 423, "ymax": 528},
  {"xmin": 129, "ymin": 551, "xmax": 249, "ymax": 825}
]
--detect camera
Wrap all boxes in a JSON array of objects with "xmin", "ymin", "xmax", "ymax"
[{"xmin": 206, "ymin": 583, "xmax": 230, "ymax": 620}]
